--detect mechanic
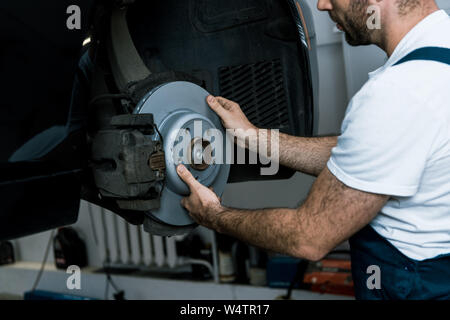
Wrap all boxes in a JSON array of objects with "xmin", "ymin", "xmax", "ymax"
[{"xmin": 176, "ymin": 0, "xmax": 450, "ymax": 299}]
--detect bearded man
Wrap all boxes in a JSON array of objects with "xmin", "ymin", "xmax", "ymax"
[{"xmin": 177, "ymin": 0, "xmax": 450, "ymax": 300}]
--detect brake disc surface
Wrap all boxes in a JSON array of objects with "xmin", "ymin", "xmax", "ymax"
[{"xmin": 135, "ymin": 81, "xmax": 230, "ymax": 227}]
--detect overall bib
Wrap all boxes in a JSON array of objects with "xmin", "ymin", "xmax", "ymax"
[{"xmin": 350, "ymin": 47, "xmax": 450, "ymax": 300}]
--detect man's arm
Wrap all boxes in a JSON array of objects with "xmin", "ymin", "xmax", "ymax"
[
  {"xmin": 206, "ymin": 96, "xmax": 337, "ymax": 177},
  {"xmin": 277, "ymin": 134, "xmax": 337, "ymax": 177},
  {"xmin": 177, "ymin": 164, "xmax": 388, "ymax": 261}
]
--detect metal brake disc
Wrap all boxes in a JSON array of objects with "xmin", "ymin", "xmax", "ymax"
[{"xmin": 134, "ymin": 81, "xmax": 230, "ymax": 234}]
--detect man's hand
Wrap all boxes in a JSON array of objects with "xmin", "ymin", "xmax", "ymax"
[
  {"xmin": 206, "ymin": 95, "xmax": 257, "ymax": 132},
  {"xmin": 207, "ymin": 95, "xmax": 260, "ymax": 149},
  {"xmin": 176, "ymin": 164, "xmax": 225, "ymax": 229}
]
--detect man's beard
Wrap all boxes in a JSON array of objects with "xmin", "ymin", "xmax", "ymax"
[{"xmin": 340, "ymin": 0, "xmax": 373, "ymax": 46}]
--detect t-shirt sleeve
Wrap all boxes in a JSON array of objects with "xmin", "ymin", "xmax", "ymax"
[{"xmin": 327, "ymin": 79, "xmax": 442, "ymax": 197}]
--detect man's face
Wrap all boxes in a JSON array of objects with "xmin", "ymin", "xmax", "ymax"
[{"xmin": 318, "ymin": 0, "xmax": 373, "ymax": 46}]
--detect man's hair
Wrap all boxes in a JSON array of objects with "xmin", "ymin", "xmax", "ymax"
[{"xmin": 396, "ymin": 0, "xmax": 422, "ymax": 15}]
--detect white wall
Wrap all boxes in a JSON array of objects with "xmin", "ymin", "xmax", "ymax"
[{"xmin": 436, "ymin": 0, "xmax": 450, "ymax": 12}]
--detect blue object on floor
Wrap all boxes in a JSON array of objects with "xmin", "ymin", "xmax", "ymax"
[{"xmin": 24, "ymin": 290, "xmax": 97, "ymax": 300}]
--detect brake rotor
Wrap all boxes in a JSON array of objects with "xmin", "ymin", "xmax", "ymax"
[{"xmin": 134, "ymin": 81, "xmax": 230, "ymax": 231}]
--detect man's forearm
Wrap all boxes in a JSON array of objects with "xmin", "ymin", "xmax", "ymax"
[
  {"xmin": 214, "ymin": 206, "xmax": 318, "ymax": 260},
  {"xmin": 279, "ymin": 134, "xmax": 338, "ymax": 176},
  {"xmin": 247, "ymin": 131, "xmax": 338, "ymax": 177},
  {"xmin": 210, "ymin": 167, "xmax": 388, "ymax": 262}
]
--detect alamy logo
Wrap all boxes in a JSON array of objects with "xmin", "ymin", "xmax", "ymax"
[
  {"xmin": 66, "ymin": 265, "xmax": 81, "ymax": 290},
  {"xmin": 66, "ymin": 5, "xmax": 81, "ymax": 30},
  {"xmin": 366, "ymin": 5, "xmax": 381, "ymax": 30},
  {"xmin": 366, "ymin": 265, "xmax": 381, "ymax": 290}
]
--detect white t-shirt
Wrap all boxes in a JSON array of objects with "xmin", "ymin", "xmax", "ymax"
[{"xmin": 327, "ymin": 10, "xmax": 450, "ymax": 261}]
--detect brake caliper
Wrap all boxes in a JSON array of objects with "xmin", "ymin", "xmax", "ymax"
[{"xmin": 91, "ymin": 114, "xmax": 165, "ymax": 211}]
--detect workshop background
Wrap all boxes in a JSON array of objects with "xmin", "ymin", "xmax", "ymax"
[{"xmin": 1, "ymin": 0, "xmax": 449, "ymax": 300}]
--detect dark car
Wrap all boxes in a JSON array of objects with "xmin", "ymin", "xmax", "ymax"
[{"xmin": 0, "ymin": 0, "xmax": 318, "ymax": 240}]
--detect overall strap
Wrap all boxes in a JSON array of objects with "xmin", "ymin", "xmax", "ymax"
[{"xmin": 393, "ymin": 46, "xmax": 450, "ymax": 66}]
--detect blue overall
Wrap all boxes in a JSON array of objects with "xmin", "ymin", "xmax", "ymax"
[{"xmin": 349, "ymin": 47, "xmax": 450, "ymax": 300}]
